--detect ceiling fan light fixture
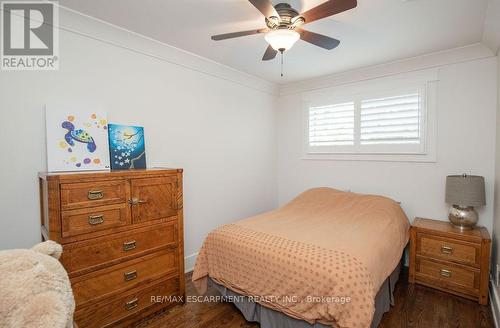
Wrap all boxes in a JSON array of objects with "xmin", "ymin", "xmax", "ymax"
[{"xmin": 264, "ymin": 29, "xmax": 300, "ymax": 51}]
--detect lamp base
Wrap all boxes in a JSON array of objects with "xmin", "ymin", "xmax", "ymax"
[{"xmin": 448, "ymin": 205, "xmax": 478, "ymax": 230}]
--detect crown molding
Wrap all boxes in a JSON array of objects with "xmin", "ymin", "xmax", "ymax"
[
  {"xmin": 279, "ymin": 43, "xmax": 495, "ymax": 96},
  {"xmin": 51, "ymin": 4, "xmax": 279, "ymax": 96}
]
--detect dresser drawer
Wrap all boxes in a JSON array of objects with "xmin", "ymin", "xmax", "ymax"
[
  {"xmin": 72, "ymin": 249, "xmax": 177, "ymax": 307},
  {"xmin": 415, "ymin": 257, "xmax": 479, "ymax": 295},
  {"xmin": 60, "ymin": 180, "xmax": 128, "ymax": 210},
  {"xmin": 61, "ymin": 204, "xmax": 129, "ymax": 238},
  {"xmin": 63, "ymin": 222, "xmax": 178, "ymax": 274},
  {"xmin": 417, "ymin": 233, "xmax": 480, "ymax": 267},
  {"xmin": 74, "ymin": 276, "xmax": 180, "ymax": 328}
]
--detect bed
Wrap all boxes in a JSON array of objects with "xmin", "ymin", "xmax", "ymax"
[{"xmin": 192, "ymin": 188, "xmax": 410, "ymax": 328}]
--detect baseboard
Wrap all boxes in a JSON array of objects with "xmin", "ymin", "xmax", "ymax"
[
  {"xmin": 184, "ymin": 252, "xmax": 198, "ymax": 273},
  {"xmin": 490, "ymin": 276, "xmax": 500, "ymax": 328}
]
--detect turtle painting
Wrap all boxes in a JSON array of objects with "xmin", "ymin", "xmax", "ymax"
[{"xmin": 62, "ymin": 121, "xmax": 97, "ymax": 153}]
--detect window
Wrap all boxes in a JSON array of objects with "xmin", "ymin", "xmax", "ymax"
[{"xmin": 304, "ymin": 74, "xmax": 437, "ymax": 162}]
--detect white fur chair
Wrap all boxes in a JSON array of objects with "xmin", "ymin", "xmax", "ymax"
[{"xmin": 0, "ymin": 241, "xmax": 75, "ymax": 328}]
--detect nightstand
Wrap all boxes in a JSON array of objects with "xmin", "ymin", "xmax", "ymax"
[{"xmin": 409, "ymin": 217, "xmax": 491, "ymax": 305}]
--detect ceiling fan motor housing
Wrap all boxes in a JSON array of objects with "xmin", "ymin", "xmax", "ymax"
[
  {"xmin": 265, "ymin": 3, "xmax": 304, "ymax": 29},
  {"xmin": 210, "ymin": 0, "xmax": 356, "ymax": 63}
]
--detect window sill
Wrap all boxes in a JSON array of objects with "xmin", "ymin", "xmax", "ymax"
[{"xmin": 302, "ymin": 152, "xmax": 437, "ymax": 163}]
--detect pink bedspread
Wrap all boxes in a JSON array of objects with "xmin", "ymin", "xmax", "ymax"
[{"xmin": 193, "ymin": 188, "xmax": 410, "ymax": 328}]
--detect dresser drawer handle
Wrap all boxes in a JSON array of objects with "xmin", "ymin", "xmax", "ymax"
[
  {"xmin": 441, "ymin": 245, "xmax": 453, "ymax": 255},
  {"xmin": 87, "ymin": 190, "xmax": 104, "ymax": 200},
  {"xmin": 440, "ymin": 269, "xmax": 452, "ymax": 278},
  {"xmin": 123, "ymin": 240, "xmax": 137, "ymax": 251},
  {"xmin": 124, "ymin": 270, "xmax": 137, "ymax": 281},
  {"xmin": 88, "ymin": 215, "xmax": 104, "ymax": 225},
  {"xmin": 125, "ymin": 298, "xmax": 138, "ymax": 310}
]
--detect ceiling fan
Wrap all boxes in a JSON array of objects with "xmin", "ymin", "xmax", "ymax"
[{"xmin": 211, "ymin": 0, "xmax": 358, "ymax": 62}]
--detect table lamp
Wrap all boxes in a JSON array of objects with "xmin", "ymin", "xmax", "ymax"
[{"xmin": 445, "ymin": 174, "xmax": 485, "ymax": 230}]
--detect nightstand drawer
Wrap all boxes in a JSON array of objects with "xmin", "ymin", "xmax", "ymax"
[
  {"xmin": 410, "ymin": 218, "xmax": 490, "ymax": 305},
  {"xmin": 417, "ymin": 233, "xmax": 480, "ymax": 267},
  {"xmin": 415, "ymin": 257, "xmax": 480, "ymax": 294}
]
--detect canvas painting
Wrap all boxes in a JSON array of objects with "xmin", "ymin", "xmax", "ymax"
[
  {"xmin": 46, "ymin": 107, "xmax": 110, "ymax": 172},
  {"xmin": 108, "ymin": 124, "xmax": 147, "ymax": 170}
]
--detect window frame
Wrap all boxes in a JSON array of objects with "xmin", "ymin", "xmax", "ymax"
[{"xmin": 302, "ymin": 71, "xmax": 438, "ymax": 162}]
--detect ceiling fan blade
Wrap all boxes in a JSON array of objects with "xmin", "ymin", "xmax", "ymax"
[
  {"xmin": 211, "ymin": 29, "xmax": 267, "ymax": 41},
  {"xmin": 299, "ymin": 0, "xmax": 357, "ymax": 24},
  {"xmin": 262, "ymin": 45, "xmax": 278, "ymax": 61},
  {"xmin": 298, "ymin": 29, "xmax": 340, "ymax": 50},
  {"xmin": 248, "ymin": 0, "xmax": 280, "ymax": 18}
]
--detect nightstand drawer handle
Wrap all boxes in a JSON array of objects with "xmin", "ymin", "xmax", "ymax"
[
  {"xmin": 440, "ymin": 269, "xmax": 452, "ymax": 278},
  {"xmin": 123, "ymin": 240, "xmax": 137, "ymax": 251},
  {"xmin": 441, "ymin": 245, "xmax": 453, "ymax": 255},
  {"xmin": 125, "ymin": 298, "xmax": 138, "ymax": 310},
  {"xmin": 124, "ymin": 270, "xmax": 137, "ymax": 281}
]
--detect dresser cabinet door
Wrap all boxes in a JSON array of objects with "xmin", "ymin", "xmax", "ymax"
[{"xmin": 130, "ymin": 176, "xmax": 178, "ymax": 224}]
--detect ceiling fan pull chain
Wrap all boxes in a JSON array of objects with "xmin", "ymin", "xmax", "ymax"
[{"xmin": 280, "ymin": 49, "xmax": 284, "ymax": 77}]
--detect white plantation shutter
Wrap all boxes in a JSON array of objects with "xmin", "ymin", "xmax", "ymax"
[
  {"xmin": 307, "ymin": 88, "xmax": 427, "ymax": 155},
  {"xmin": 309, "ymin": 102, "xmax": 355, "ymax": 146},
  {"xmin": 360, "ymin": 93, "xmax": 421, "ymax": 145}
]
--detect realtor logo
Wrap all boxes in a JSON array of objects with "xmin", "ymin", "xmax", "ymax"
[{"xmin": 1, "ymin": 1, "xmax": 59, "ymax": 70}]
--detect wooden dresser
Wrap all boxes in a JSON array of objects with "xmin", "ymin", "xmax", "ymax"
[
  {"xmin": 39, "ymin": 168, "xmax": 185, "ymax": 327},
  {"xmin": 409, "ymin": 217, "xmax": 490, "ymax": 305}
]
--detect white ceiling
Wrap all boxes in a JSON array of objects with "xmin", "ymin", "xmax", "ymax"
[{"xmin": 58, "ymin": 0, "xmax": 490, "ymax": 84}]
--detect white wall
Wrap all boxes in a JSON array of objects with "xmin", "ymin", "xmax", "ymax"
[
  {"xmin": 277, "ymin": 48, "xmax": 498, "ymax": 233},
  {"xmin": 491, "ymin": 53, "xmax": 500, "ymax": 325},
  {"xmin": 0, "ymin": 8, "xmax": 278, "ymax": 269},
  {"xmin": 483, "ymin": 0, "xmax": 500, "ymax": 54}
]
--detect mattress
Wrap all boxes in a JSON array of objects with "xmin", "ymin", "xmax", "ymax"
[
  {"xmin": 209, "ymin": 260, "xmax": 401, "ymax": 328},
  {"xmin": 193, "ymin": 188, "xmax": 410, "ymax": 328}
]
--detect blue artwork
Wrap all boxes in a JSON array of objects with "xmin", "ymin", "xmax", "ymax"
[{"xmin": 108, "ymin": 124, "xmax": 146, "ymax": 170}]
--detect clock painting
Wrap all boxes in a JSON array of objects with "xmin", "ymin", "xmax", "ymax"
[{"xmin": 108, "ymin": 124, "xmax": 147, "ymax": 170}]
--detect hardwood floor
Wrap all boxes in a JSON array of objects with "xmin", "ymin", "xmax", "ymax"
[
  {"xmin": 137, "ymin": 269, "xmax": 494, "ymax": 328},
  {"xmin": 378, "ymin": 269, "xmax": 494, "ymax": 328}
]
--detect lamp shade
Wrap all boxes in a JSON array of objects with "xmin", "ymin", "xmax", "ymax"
[
  {"xmin": 265, "ymin": 29, "xmax": 300, "ymax": 51},
  {"xmin": 445, "ymin": 174, "xmax": 485, "ymax": 207}
]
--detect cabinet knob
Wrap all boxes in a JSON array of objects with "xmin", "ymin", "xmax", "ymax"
[{"xmin": 129, "ymin": 198, "xmax": 147, "ymax": 205}]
